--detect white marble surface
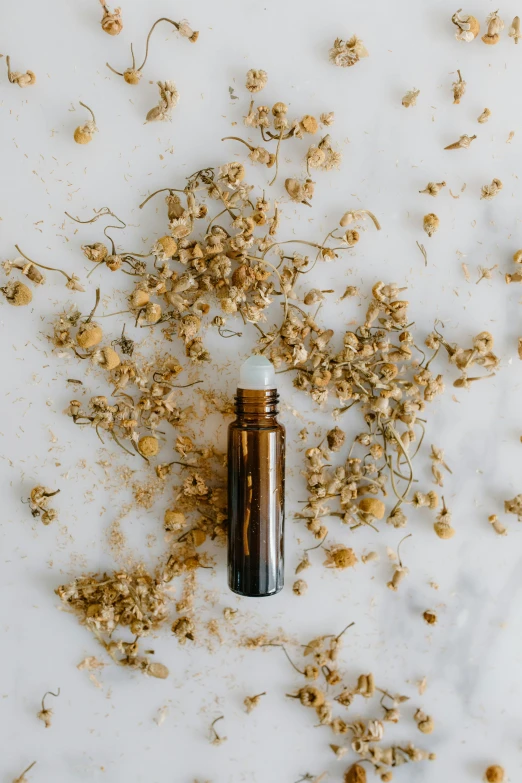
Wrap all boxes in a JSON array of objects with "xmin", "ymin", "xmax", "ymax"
[{"xmin": 1, "ymin": 0, "xmax": 522, "ymax": 781}]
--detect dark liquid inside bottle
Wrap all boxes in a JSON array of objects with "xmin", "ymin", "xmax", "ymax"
[{"xmin": 227, "ymin": 388, "xmax": 285, "ymax": 597}]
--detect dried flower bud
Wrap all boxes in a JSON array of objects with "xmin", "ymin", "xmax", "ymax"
[
  {"xmin": 320, "ymin": 111, "xmax": 335, "ymax": 126},
  {"xmin": 358, "ymin": 497, "xmax": 385, "ymax": 519},
  {"xmin": 485, "ymin": 765, "xmax": 505, "ymax": 783},
  {"xmin": 488, "ymin": 514, "xmax": 507, "ymax": 535},
  {"xmin": 245, "ymin": 69, "xmax": 268, "ymax": 92},
  {"xmin": 326, "ymin": 426, "xmax": 346, "ymax": 452},
  {"xmin": 300, "ymin": 115, "xmax": 319, "ymax": 134},
  {"xmin": 419, "ymin": 181, "xmax": 446, "ymax": 196},
  {"xmin": 1, "ymin": 280, "xmax": 32, "ymax": 306},
  {"xmin": 434, "ymin": 499, "xmax": 455, "ymax": 539},
  {"xmin": 98, "ymin": 346, "xmax": 120, "ymax": 370},
  {"xmin": 285, "ymin": 177, "xmax": 315, "ymax": 206},
  {"xmin": 138, "ymin": 435, "xmax": 160, "ymax": 457},
  {"xmin": 513, "ymin": 250, "xmax": 522, "ymax": 264},
  {"xmin": 293, "ymin": 579, "xmax": 308, "ymax": 595},
  {"xmin": 356, "ymin": 673, "xmax": 375, "ymax": 697},
  {"xmin": 509, "ymin": 16, "xmax": 521, "ymax": 43},
  {"xmin": 82, "ymin": 242, "xmax": 108, "ymax": 263},
  {"xmin": 423, "ymin": 213, "xmax": 440, "ymax": 237},
  {"xmin": 414, "ymin": 708, "xmax": 434, "ymax": 734},
  {"xmin": 402, "ymin": 89, "xmax": 420, "ymax": 108},
  {"xmin": 74, "ymin": 102, "xmax": 98, "ymax": 144},
  {"xmin": 452, "ymin": 70, "xmax": 466, "ymax": 104},
  {"xmin": 146, "ymin": 81, "xmax": 179, "ymax": 123},
  {"xmin": 444, "ymin": 134, "xmax": 476, "ymax": 150},
  {"xmin": 481, "ymin": 179, "xmax": 503, "ymax": 200},
  {"xmin": 244, "ymin": 692, "xmax": 266, "ymax": 713},
  {"xmin": 344, "ymin": 229, "xmax": 360, "ymax": 246},
  {"xmin": 504, "ymin": 494, "xmax": 522, "ymax": 519},
  {"xmin": 164, "ymin": 509, "xmax": 186, "ymax": 531},
  {"xmin": 329, "ymin": 36, "xmax": 369, "ymax": 67},
  {"xmin": 76, "ymin": 322, "xmax": 103, "ymax": 349},
  {"xmin": 423, "ymin": 609, "xmax": 438, "ymax": 625},
  {"xmin": 478, "ymin": 107, "xmax": 491, "ymax": 123},
  {"xmin": 324, "ymin": 545, "xmax": 357, "ymax": 569},
  {"xmin": 292, "ymin": 686, "xmax": 325, "ymax": 708},
  {"xmin": 124, "ymin": 69, "xmax": 142, "ymax": 85},
  {"xmin": 178, "ymin": 21, "xmax": 199, "ymax": 42},
  {"xmin": 452, "ymin": 9, "xmax": 480, "ymax": 41},
  {"xmin": 99, "ymin": 2, "xmax": 123, "ymax": 35},
  {"xmin": 146, "ymin": 662, "xmax": 169, "ymax": 679},
  {"xmin": 387, "ymin": 565, "xmax": 409, "ymax": 591},
  {"xmin": 6, "ymin": 56, "xmax": 36, "ymax": 87},
  {"xmin": 482, "ymin": 11, "xmax": 504, "ymax": 44}
]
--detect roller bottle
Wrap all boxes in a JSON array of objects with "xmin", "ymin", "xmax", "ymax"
[{"xmin": 227, "ymin": 356, "xmax": 285, "ymax": 597}]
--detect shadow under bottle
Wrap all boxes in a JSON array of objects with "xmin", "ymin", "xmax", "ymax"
[{"xmin": 227, "ymin": 388, "xmax": 285, "ymax": 597}]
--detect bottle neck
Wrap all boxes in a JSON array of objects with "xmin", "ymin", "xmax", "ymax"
[{"xmin": 234, "ymin": 388, "xmax": 279, "ymax": 420}]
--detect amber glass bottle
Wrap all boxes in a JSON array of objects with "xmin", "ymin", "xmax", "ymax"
[{"xmin": 227, "ymin": 356, "xmax": 285, "ymax": 597}]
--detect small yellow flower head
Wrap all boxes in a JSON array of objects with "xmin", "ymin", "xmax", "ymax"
[
  {"xmin": 2, "ymin": 280, "xmax": 33, "ymax": 306},
  {"xmin": 138, "ymin": 435, "xmax": 160, "ymax": 457},
  {"xmin": 485, "ymin": 765, "xmax": 505, "ymax": 783},
  {"xmin": 76, "ymin": 322, "xmax": 103, "ymax": 349}
]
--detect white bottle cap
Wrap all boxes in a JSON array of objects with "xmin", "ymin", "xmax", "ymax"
[{"xmin": 238, "ymin": 354, "xmax": 277, "ymax": 390}]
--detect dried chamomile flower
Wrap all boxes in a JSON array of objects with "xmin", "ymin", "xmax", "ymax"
[
  {"xmin": 37, "ymin": 689, "xmax": 60, "ymax": 728},
  {"xmin": 355, "ymin": 673, "xmax": 375, "ymax": 697},
  {"xmin": 402, "ymin": 88, "xmax": 420, "ymax": 108},
  {"xmin": 419, "ymin": 181, "xmax": 446, "ymax": 196},
  {"xmin": 422, "ymin": 609, "xmax": 437, "ymax": 625},
  {"xmin": 481, "ymin": 178, "xmax": 503, "ymax": 200},
  {"xmin": 293, "ymin": 579, "xmax": 308, "ymax": 595},
  {"xmin": 138, "ymin": 435, "xmax": 160, "ymax": 458},
  {"xmin": 244, "ymin": 692, "xmax": 266, "ymax": 712},
  {"xmin": 107, "ymin": 17, "xmax": 198, "ymax": 84},
  {"xmin": 5, "ymin": 55, "xmax": 36, "ymax": 87},
  {"xmin": 452, "ymin": 70, "xmax": 466, "ymax": 104},
  {"xmin": 245, "ymin": 69, "xmax": 267, "ymax": 93},
  {"xmin": 482, "ymin": 11, "xmax": 504, "ymax": 44},
  {"xmin": 434, "ymin": 497, "xmax": 455, "ymax": 539},
  {"xmin": 76, "ymin": 321, "xmax": 103, "ymax": 349},
  {"xmin": 329, "ymin": 35, "xmax": 369, "ymax": 67},
  {"xmin": 430, "ymin": 445, "xmax": 451, "ymax": 486},
  {"xmin": 485, "ymin": 765, "xmax": 505, "ymax": 783},
  {"xmin": 414, "ymin": 709, "xmax": 434, "ymax": 734},
  {"xmin": 478, "ymin": 108, "xmax": 491, "ymax": 123},
  {"xmin": 344, "ymin": 763, "xmax": 367, "ymax": 783},
  {"xmin": 320, "ymin": 111, "xmax": 335, "ymax": 126},
  {"xmin": 287, "ymin": 685, "xmax": 325, "ymax": 708},
  {"xmin": 423, "ymin": 213, "xmax": 440, "ymax": 237},
  {"xmin": 172, "ymin": 616, "xmax": 195, "ymax": 644},
  {"xmin": 387, "ymin": 564, "xmax": 408, "ymax": 591},
  {"xmin": 306, "ymin": 135, "xmax": 342, "ymax": 172},
  {"xmin": 1, "ymin": 280, "xmax": 32, "ymax": 306},
  {"xmin": 412, "ymin": 491, "xmax": 439, "ymax": 509},
  {"xmin": 504, "ymin": 494, "xmax": 522, "ymax": 519},
  {"xmin": 99, "ymin": 1, "xmax": 123, "ymax": 35},
  {"xmin": 74, "ymin": 102, "xmax": 98, "ymax": 145},
  {"xmin": 28, "ymin": 485, "xmax": 60, "ymax": 524},
  {"xmin": 444, "ymin": 134, "xmax": 476, "ymax": 150},
  {"xmin": 13, "ymin": 762, "xmax": 37, "ymax": 783},
  {"xmin": 509, "ymin": 16, "xmax": 521, "ymax": 43},
  {"xmin": 452, "ymin": 9, "xmax": 480, "ymax": 41},
  {"xmin": 358, "ymin": 498, "xmax": 385, "ymax": 520},
  {"xmin": 285, "ymin": 177, "xmax": 315, "ymax": 206},
  {"xmin": 488, "ymin": 514, "xmax": 507, "ymax": 535},
  {"xmin": 339, "ymin": 208, "xmax": 381, "ymax": 230},
  {"xmin": 222, "ymin": 136, "xmax": 275, "ymax": 168},
  {"xmin": 220, "ymin": 161, "xmax": 246, "ymax": 188},
  {"xmin": 323, "ymin": 545, "xmax": 357, "ymax": 569},
  {"xmin": 146, "ymin": 81, "xmax": 179, "ymax": 123}
]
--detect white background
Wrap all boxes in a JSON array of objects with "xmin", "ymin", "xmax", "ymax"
[{"xmin": 1, "ymin": 0, "xmax": 522, "ymax": 781}]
